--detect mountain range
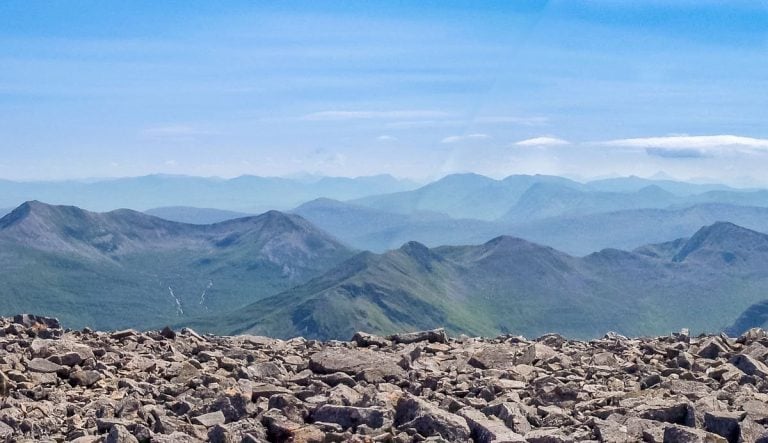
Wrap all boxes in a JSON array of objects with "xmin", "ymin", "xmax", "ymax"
[
  {"xmin": 187, "ymin": 220, "xmax": 768, "ymax": 340},
  {"xmin": 0, "ymin": 201, "xmax": 354, "ymax": 330},
  {"xmin": 349, "ymin": 173, "xmax": 752, "ymax": 222},
  {"xmin": 5, "ymin": 171, "xmax": 768, "ymax": 340},
  {"xmin": 0, "ymin": 174, "xmax": 418, "ymax": 213},
  {"xmin": 144, "ymin": 206, "xmax": 254, "ymax": 224},
  {"xmin": 293, "ymin": 198, "xmax": 768, "ymax": 256},
  {"xmin": 113, "ymin": 173, "xmax": 768, "ymax": 256}
]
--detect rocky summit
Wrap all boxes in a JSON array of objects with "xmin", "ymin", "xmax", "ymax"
[{"xmin": 1, "ymin": 317, "xmax": 768, "ymax": 442}]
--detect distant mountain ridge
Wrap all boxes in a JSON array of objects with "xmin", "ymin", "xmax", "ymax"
[
  {"xmin": 0, "ymin": 201, "xmax": 355, "ymax": 330},
  {"xmin": 294, "ymin": 198, "xmax": 768, "ymax": 256},
  {"xmin": 144, "ymin": 206, "xmax": 253, "ymax": 224},
  {"xmin": 0, "ymin": 174, "xmax": 418, "ymax": 213},
  {"xmin": 190, "ymin": 222, "xmax": 768, "ymax": 340}
]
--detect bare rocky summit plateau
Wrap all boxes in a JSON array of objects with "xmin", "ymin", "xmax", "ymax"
[{"xmin": 1, "ymin": 315, "xmax": 768, "ymax": 442}]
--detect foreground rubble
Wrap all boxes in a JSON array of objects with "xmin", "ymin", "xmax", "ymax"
[{"xmin": 1, "ymin": 316, "xmax": 768, "ymax": 442}]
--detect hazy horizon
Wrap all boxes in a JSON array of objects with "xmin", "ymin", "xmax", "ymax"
[
  {"xmin": 2, "ymin": 1, "xmax": 768, "ymax": 184},
  {"xmin": 0, "ymin": 170, "xmax": 764, "ymax": 189}
]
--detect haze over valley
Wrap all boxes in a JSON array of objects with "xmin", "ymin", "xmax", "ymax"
[{"xmin": 3, "ymin": 172, "xmax": 768, "ymax": 340}]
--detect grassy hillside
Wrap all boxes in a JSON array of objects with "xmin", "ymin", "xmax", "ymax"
[
  {"xmin": 0, "ymin": 202, "xmax": 355, "ymax": 330},
  {"xmin": 189, "ymin": 223, "xmax": 768, "ymax": 340}
]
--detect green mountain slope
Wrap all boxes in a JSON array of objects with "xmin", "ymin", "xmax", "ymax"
[
  {"xmin": 191, "ymin": 222, "xmax": 768, "ymax": 340},
  {"xmin": 0, "ymin": 201, "xmax": 355, "ymax": 330},
  {"xmin": 726, "ymin": 300, "xmax": 768, "ymax": 335}
]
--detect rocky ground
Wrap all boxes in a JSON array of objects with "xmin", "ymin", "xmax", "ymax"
[{"xmin": 1, "ymin": 316, "xmax": 768, "ymax": 442}]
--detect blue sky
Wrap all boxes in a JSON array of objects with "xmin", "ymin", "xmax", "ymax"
[{"xmin": 2, "ymin": 1, "xmax": 768, "ymax": 184}]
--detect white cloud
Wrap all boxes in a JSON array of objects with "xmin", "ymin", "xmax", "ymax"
[
  {"xmin": 141, "ymin": 125, "xmax": 216, "ymax": 142},
  {"xmin": 515, "ymin": 136, "xmax": 570, "ymax": 146},
  {"xmin": 441, "ymin": 133, "xmax": 491, "ymax": 144},
  {"xmin": 302, "ymin": 110, "xmax": 450, "ymax": 121},
  {"xmin": 385, "ymin": 119, "xmax": 465, "ymax": 129},
  {"xmin": 475, "ymin": 116, "xmax": 549, "ymax": 125},
  {"xmin": 598, "ymin": 135, "xmax": 768, "ymax": 153},
  {"xmin": 377, "ymin": 135, "xmax": 398, "ymax": 142},
  {"xmin": 164, "ymin": 160, "xmax": 177, "ymax": 166}
]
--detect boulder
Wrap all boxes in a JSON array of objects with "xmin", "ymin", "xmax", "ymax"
[
  {"xmin": 311, "ymin": 405, "xmax": 391, "ymax": 430},
  {"xmin": 394, "ymin": 394, "xmax": 471, "ymax": 442}
]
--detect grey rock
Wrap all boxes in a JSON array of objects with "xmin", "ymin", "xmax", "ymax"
[
  {"xmin": 730, "ymin": 354, "xmax": 768, "ymax": 377},
  {"xmin": 193, "ymin": 411, "xmax": 227, "ymax": 427},
  {"xmin": 105, "ymin": 424, "xmax": 139, "ymax": 443},
  {"xmin": 389, "ymin": 328, "xmax": 448, "ymax": 344},
  {"xmin": 663, "ymin": 425, "xmax": 728, "ymax": 443},
  {"xmin": 0, "ymin": 316, "xmax": 767, "ymax": 443},
  {"xmin": 312, "ymin": 404, "xmax": 391, "ymax": 430},
  {"xmin": 703, "ymin": 411, "xmax": 743, "ymax": 443},
  {"xmin": 395, "ymin": 394, "xmax": 471, "ymax": 442},
  {"xmin": 351, "ymin": 331, "xmax": 390, "ymax": 347},
  {"xmin": 69, "ymin": 370, "xmax": 102, "ymax": 387},
  {"xmin": 458, "ymin": 407, "xmax": 525, "ymax": 442},
  {"xmin": 27, "ymin": 357, "xmax": 63, "ymax": 373}
]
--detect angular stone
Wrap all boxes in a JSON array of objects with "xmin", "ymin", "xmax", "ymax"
[
  {"xmin": 524, "ymin": 429, "xmax": 575, "ymax": 443},
  {"xmin": 634, "ymin": 399, "xmax": 696, "ymax": 427},
  {"xmin": 394, "ymin": 394, "xmax": 471, "ymax": 441},
  {"xmin": 14, "ymin": 314, "xmax": 60, "ymax": 329},
  {"xmin": 160, "ymin": 326, "xmax": 177, "ymax": 339},
  {"xmin": 49, "ymin": 351, "xmax": 84, "ymax": 367},
  {"xmin": 27, "ymin": 358, "xmax": 63, "ymax": 373},
  {"xmin": 193, "ymin": 411, "xmax": 227, "ymax": 427},
  {"xmin": 111, "ymin": 329, "xmax": 137, "ymax": 340},
  {"xmin": 739, "ymin": 417, "xmax": 768, "ymax": 443},
  {"xmin": 703, "ymin": 411, "xmax": 744, "ymax": 443},
  {"xmin": 70, "ymin": 370, "xmax": 102, "ymax": 387},
  {"xmin": 593, "ymin": 418, "xmax": 635, "ymax": 443},
  {"xmin": 351, "ymin": 331, "xmax": 390, "ymax": 347},
  {"xmin": 388, "ymin": 328, "xmax": 448, "ymax": 344},
  {"xmin": 317, "ymin": 371, "xmax": 356, "ymax": 387},
  {"xmin": 730, "ymin": 354, "xmax": 768, "ymax": 377},
  {"xmin": 248, "ymin": 361, "xmax": 287, "ymax": 380},
  {"xmin": 0, "ymin": 422, "xmax": 12, "ymax": 440},
  {"xmin": 312, "ymin": 405, "xmax": 391, "ymax": 430},
  {"xmin": 251, "ymin": 383, "xmax": 293, "ymax": 400},
  {"xmin": 105, "ymin": 424, "xmax": 139, "ymax": 443},
  {"xmin": 515, "ymin": 343, "xmax": 557, "ymax": 365},
  {"xmin": 468, "ymin": 345, "xmax": 517, "ymax": 370},
  {"xmin": 482, "ymin": 402, "xmax": 531, "ymax": 434},
  {"xmin": 309, "ymin": 348, "xmax": 404, "ymax": 380},
  {"xmin": 458, "ymin": 407, "xmax": 525, "ymax": 443},
  {"xmin": 663, "ymin": 425, "xmax": 728, "ymax": 443},
  {"xmin": 262, "ymin": 409, "xmax": 325, "ymax": 443},
  {"xmin": 697, "ymin": 337, "xmax": 730, "ymax": 359}
]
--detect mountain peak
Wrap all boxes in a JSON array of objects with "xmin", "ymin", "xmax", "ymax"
[
  {"xmin": 397, "ymin": 240, "xmax": 441, "ymax": 269},
  {"xmin": 673, "ymin": 222, "xmax": 767, "ymax": 263},
  {"xmin": 0, "ymin": 200, "xmax": 83, "ymax": 230},
  {"xmin": 258, "ymin": 210, "xmax": 308, "ymax": 231},
  {"xmin": 480, "ymin": 235, "xmax": 558, "ymax": 255},
  {"xmin": 399, "ymin": 240, "xmax": 431, "ymax": 257},
  {"xmin": 294, "ymin": 198, "xmax": 346, "ymax": 210}
]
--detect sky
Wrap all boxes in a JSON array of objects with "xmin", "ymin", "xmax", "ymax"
[{"xmin": 2, "ymin": 1, "xmax": 768, "ymax": 184}]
